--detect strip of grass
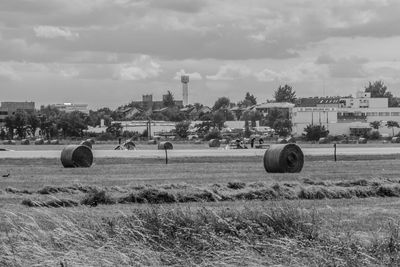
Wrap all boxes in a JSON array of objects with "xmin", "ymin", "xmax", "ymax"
[{"xmin": 1, "ymin": 204, "xmax": 400, "ymax": 266}]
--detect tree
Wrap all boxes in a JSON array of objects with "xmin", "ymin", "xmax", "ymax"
[
  {"xmin": 386, "ymin": 120, "xmax": 399, "ymax": 136},
  {"xmin": 264, "ymin": 108, "xmax": 285, "ymax": 128},
  {"xmin": 365, "ymin": 80, "xmax": 398, "ymax": 107},
  {"xmin": 163, "ymin": 90, "xmax": 175, "ymax": 107},
  {"xmin": 213, "ymin": 97, "xmax": 230, "ymax": 111},
  {"xmin": 175, "ymin": 121, "xmax": 191, "ymax": 139},
  {"xmin": 274, "ymin": 84, "xmax": 296, "ymax": 103},
  {"xmin": 239, "ymin": 92, "xmax": 257, "ymax": 107},
  {"xmin": 273, "ymin": 119, "xmax": 292, "ymax": 136},
  {"xmin": 369, "ymin": 121, "xmax": 381, "ymax": 130},
  {"xmin": 106, "ymin": 123, "xmax": 123, "ymax": 137},
  {"xmin": 304, "ymin": 125, "xmax": 329, "ymax": 141},
  {"xmin": 26, "ymin": 112, "xmax": 40, "ymax": 137},
  {"xmin": 58, "ymin": 111, "xmax": 88, "ymax": 137}
]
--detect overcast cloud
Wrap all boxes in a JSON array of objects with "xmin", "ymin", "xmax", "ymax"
[{"xmin": 1, "ymin": 0, "xmax": 400, "ymax": 109}]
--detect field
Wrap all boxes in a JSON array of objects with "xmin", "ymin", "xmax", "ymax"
[{"xmin": 2, "ymin": 143, "xmax": 400, "ymax": 266}]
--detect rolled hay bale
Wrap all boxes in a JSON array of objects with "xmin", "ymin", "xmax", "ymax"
[
  {"xmin": 158, "ymin": 141, "xmax": 173, "ymax": 150},
  {"xmin": 60, "ymin": 145, "xmax": 93, "ymax": 168},
  {"xmin": 208, "ymin": 139, "xmax": 221, "ymax": 148},
  {"xmin": 263, "ymin": 144, "xmax": 304, "ymax": 173},
  {"xmin": 80, "ymin": 140, "xmax": 92, "ymax": 149},
  {"xmin": 358, "ymin": 137, "xmax": 367, "ymax": 144},
  {"xmin": 277, "ymin": 138, "xmax": 288, "ymax": 144},
  {"xmin": 3, "ymin": 140, "xmax": 16, "ymax": 145},
  {"xmin": 43, "ymin": 140, "xmax": 50, "ymax": 145},
  {"xmin": 34, "ymin": 138, "xmax": 44, "ymax": 145},
  {"xmin": 21, "ymin": 139, "xmax": 30, "ymax": 145},
  {"xmin": 147, "ymin": 139, "xmax": 157, "ymax": 145},
  {"xmin": 194, "ymin": 140, "xmax": 202, "ymax": 144},
  {"xmin": 50, "ymin": 139, "xmax": 59, "ymax": 145},
  {"xmin": 220, "ymin": 139, "xmax": 228, "ymax": 145},
  {"xmin": 318, "ymin": 137, "xmax": 329, "ymax": 144},
  {"xmin": 286, "ymin": 137, "xmax": 296, "ymax": 143}
]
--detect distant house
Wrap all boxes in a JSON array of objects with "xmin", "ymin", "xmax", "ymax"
[{"xmin": 118, "ymin": 107, "xmax": 142, "ymax": 119}]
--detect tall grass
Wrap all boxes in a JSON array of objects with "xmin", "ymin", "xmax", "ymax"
[{"xmin": 1, "ymin": 205, "xmax": 400, "ymax": 266}]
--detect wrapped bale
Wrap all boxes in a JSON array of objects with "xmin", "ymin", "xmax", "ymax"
[
  {"xmin": 21, "ymin": 139, "xmax": 30, "ymax": 145},
  {"xmin": 208, "ymin": 139, "xmax": 221, "ymax": 148},
  {"xmin": 80, "ymin": 140, "xmax": 92, "ymax": 149},
  {"xmin": 50, "ymin": 139, "xmax": 59, "ymax": 145},
  {"xmin": 34, "ymin": 138, "xmax": 44, "ymax": 145},
  {"xmin": 44, "ymin": 140, "xmax": 50, "ymax": 145},
  {"xmin": 194, "ymin": 140, "xmax": 202, "ymax": 144},
  {"xmin": 263, "ymin": 144, "xmax": 304, "ymax": 173},
  {"xmin": 60, "ymin": 145, "xmax": 93, "ymax": 168},
  {"xmin": 158, "ymin": 141, "xmax": 173, "ymax": 150}
]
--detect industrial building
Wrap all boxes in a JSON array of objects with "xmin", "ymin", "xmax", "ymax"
[
  {"xmin": 0, "ymin": 101, "xmax": 35, "ymax": 126},
  {"xmin": 292, "ymin": 91, "xmax": 400, "ymax": 136},
  {"xmin": 51, "ymin": 103, "xmax": 89, "ymax": 114}
]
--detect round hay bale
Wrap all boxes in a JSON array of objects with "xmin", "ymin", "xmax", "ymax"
[
  {"xmin": 60, "ymin": 145, "xmax": 93, "ymax": 168},
  {"xmin": 34, "ymin": 138, "xmax": 44, "ymax": 145},
  {"xmin": 147, "ymin": 139, "xmax": 157, "ymax": 145},
  {"xmin": 3, "ymin": 140, "xmax": 16, "ymax": 145},
  {"xmin": 318, "ymin": 137, "xmax": 329, "ymax": 144},
  {"xmin": 286, "ymin": 137, "xmax": 296, "ymax": 143},
  {"xmin": 208, "ymin": 139, "xmax": 221, "ymax": 148},
  {"xmin": 220, "ymin": 139, "xmax": 228, "ymax": 145},
  {"xmin": 50, "ymin": 139, "xmax": 59, "ymax": 145},
  {"xmin": 124, "ymin": 141, "xmax": 136, "ymax": 150},
  {"xmin": 194, "ymin": 140, "xmax": 202, "ymax": 144},
  {"xmin": 358, "ymin": 137, "xmax": 367, "ymax": 144},
  {"xmin": 158, "ymin": 141, "xmax": 173, "ymax": 150},
  {"xmin": 80, "ymin": 140, "xmax": 92, "ymax": 149},
  {"xmin": 277, "ymin": 138, "xmax": 288, "ymax": 144},
  {"xmin": 43, "ymin": 140, "xmax": 51, "ymax": 145},
  {"xmin": 263, "ymin": 144, "xmax": 304, "ymax": 173},
  {"xmin": 21, "ymin": 139, "xmax": 30, "ymax": 145}
]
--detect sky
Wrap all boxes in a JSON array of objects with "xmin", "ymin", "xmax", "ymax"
[{"xmin": 1, "ymin": 0, "xmax": 400, "ymax": 110}]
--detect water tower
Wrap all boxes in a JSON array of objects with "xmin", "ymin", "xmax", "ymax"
[{"xmin": 181, "ymin": 75, "xmax": 189, "ymax": 106}]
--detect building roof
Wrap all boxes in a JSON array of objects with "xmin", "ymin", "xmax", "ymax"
[
  {"xmin": 296, "ymin": 97, "xmax": 341, "ymax": 107},
  {"xmin": 255, "ymin": 102, "xmax": 295, "ymax": 109}
]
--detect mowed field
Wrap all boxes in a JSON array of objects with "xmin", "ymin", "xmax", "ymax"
[{"xmin": 2, "ymin": 144, "xmax": 400, "ymax": 266}]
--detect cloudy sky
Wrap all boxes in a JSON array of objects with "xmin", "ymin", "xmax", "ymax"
[{"xmin": 1, "ymin": 0, "xmax": 400, "ymax": 109}]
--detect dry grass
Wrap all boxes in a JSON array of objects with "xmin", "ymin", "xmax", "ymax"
[{"xmin": 1, "ymin": 204, "xmax": 400, "ymax": 266}]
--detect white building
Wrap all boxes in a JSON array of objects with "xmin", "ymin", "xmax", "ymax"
[
  {"xmin": 292, "ymin": 92, "xmax": 400, "ymax": 137},
  {"xmin": 52, "ymin": 103, "xmax": 89, "ymax": 114}
]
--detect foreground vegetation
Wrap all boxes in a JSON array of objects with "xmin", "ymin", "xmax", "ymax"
[{"xmin": 1, "ymin": 203, "xmax": 400, "ymax": 266}]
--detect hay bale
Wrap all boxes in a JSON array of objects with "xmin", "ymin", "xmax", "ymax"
[
  {"xmin": 80, "ymin": 140, "xmax": 92, "ymax": 149},
  {"xmin": 50, "ymin": 139, "xmax": 59, "ymax": 145},
  {"xmin": 220, "ymin": 139, "xmax": 228, "ymax": 145},
  {"xmin": 194, "ymin": 140, "xmax": 202, "ymax": 144},
  {"xmin": 208, "ymin": 139, "xmax": 221, "ymax": 148},
  {"xmin": 43, "ymin": 140, "xmax": 50, "ymax": 145},
  {"xmin": 318, "ymin": 137, "xmax": 329, "ymax": 144},
  {"xmin": 20, "ymin": 139, "xmax": 30, "ymax": 145},
  {"xmin": 158, "ymin": 141, "xmax": 173, "ymax": 150},
  {"xmin": 86, "ymin": 138, "xmax": 95, "ymax": 144},
  {"xmin": 34, "ymin": 138, "xmax": 44, "ymax": 145},
  {"xmin": 263, "ymin": 144, "xmax": 304, "ymax": 173},
  {"xmin": 60, "ymin": 145, "xmax": 93, "ymax": 168},
  {"xmin": 277, "ymin": 138, "xmax": 287, "ymax": 144},
  {"xmin": 358, "ymin": 137, "xmax": 367, "ymax": 144},
  {"xmin": 3, "ymin": 140, "xmax": 16, "ymax": 145}
]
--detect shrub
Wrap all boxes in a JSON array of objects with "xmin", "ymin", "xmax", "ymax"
[{"xmin": 204, "ymin": 128, "xmax": 222, "ymax": 141}]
